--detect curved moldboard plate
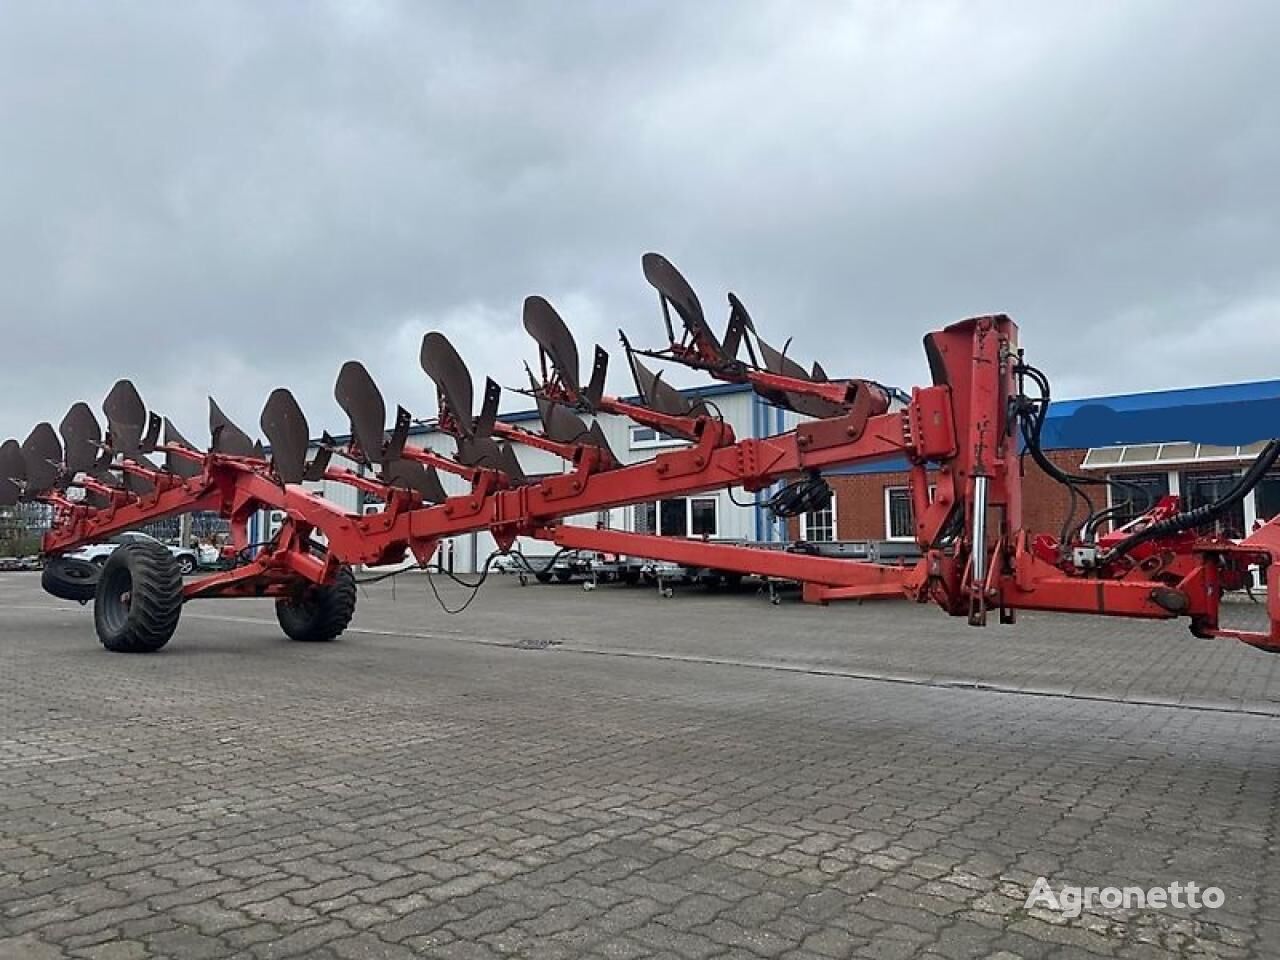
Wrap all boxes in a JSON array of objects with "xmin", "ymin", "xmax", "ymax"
[
  {"xmin": 260, "ymin": 388, "xmax": 310, "ymax": 484},
  {"xmin": 123, "ymin": 466, "xmax": 157, "ymax": 496},
  {"xmin": 586, "ymin": 421, "xmax": 617, "ymax": 462},
  {"xmin": 783, "ymin": 392, "xmax": 846, "ymax": 420},
  {"xmin": 89, "ymin": 466, "xmax": 123, "ymax": 489},
  {"xmin": 59, "ymin": 403, "xmax": 102, "ymax": 474},
  {"xmin": 499, "ymin": 442, "xmax": 525, "ymax": 483},
  {"xmin": 21, "ymin": 422, "xmax": 62, "ymax": 494},
  {"xmin": 383, "ymin": 459, "xmax": 447, "ymax": 503},
  {"xmin": 536, "ymin": 396, "xmax": 591, "ymax": 446},
  {"xmin": 141, "ymin": 412, "xmax": 162, "ymax": 452},
  {"xmin": 626, "ymin": 351, "xmax": 692, "ymax": 418},
  {"xmin": 757, "ymin": 336, "xmax": 812, "ymax": 382},
  {"xmin": 334, "ymin": 361, "xmax": 387, "ymax": 463},
  {"xmin": 455, "ymin": 436, "xmax": 526, "ymax": 482},
  {"xmin": 0, "ymin": 438, "xmax": 26, "ymax": 481},
  {"xmin": 163, "ymin": 418, "xmax": 204, "ymax": 479},
  {"xmin": 209, "ymin": 398, "xmax": 257, "ymax": 458},
  {"xmin": 420, "ymin": 332, "xmax": 474, "ymax": 434},
  {"xmin": 0, "ymin": 476, "xmax": 20, "ymax": 506},
  {"xmin": 523, "ymin": 296, "xmax": 580, "ymax": 394},
  {"xmin": 103, "ymin": 379, "xmax": 147, "ymax": 452},
  {"xmin": 642, "ymin": 253, "xmax": 725, "ymax": 361},
  {"xmin": 303, "ymin": 442, "xmax": 332, "ymax": 482},
  {"xmin": 83, "ymin": 488, "xmax": 114, "ymax": 509}
]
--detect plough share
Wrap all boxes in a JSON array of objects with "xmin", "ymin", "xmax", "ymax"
[{"xmin": 3, "ymin": 253, "xmax": 1278, "ymax": 654}]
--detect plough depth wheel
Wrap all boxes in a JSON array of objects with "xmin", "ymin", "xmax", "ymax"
[
  {"xmin": 275, "ymin": 567, "xmax": 357, "ymax": 643},
  {"xmin": 93, "ymin": 540, "xmax": 183, "ymax": 653}
]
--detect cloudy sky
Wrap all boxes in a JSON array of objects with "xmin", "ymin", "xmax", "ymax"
[{"xmin": 1, "ymin": 1, "xmax": 1277, "ymax": 445}]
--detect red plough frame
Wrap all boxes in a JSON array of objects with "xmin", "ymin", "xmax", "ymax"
[{"xmin": 4, "ymin": 253, "xmax": 1278, "ymax": 653}]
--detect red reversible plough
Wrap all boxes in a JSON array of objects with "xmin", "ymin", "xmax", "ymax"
[{"xmin": 3, "ymin": 253, "xmax": 1279, "ymax": 653}]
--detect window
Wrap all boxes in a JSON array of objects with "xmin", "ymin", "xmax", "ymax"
[
  {"xmin": 885, "ymin": 487, "xmax": 914, "ymax": 540},
  {"xmin": 1181, "ymin": 470, "xmax": 1246, "ymax": 539},
  {"xmin": 801, "ymin": 497, "xmax": 836, "ymax": 542},
  {"xmin": 629, "ymin": 425, "xmax": 688, "ymax": 450},
  {"xmin": 1257, "ymin": 474, "xmax": 1280, "ymax": 525},
  {"xmin": 660, "ymin": 499, "xmax": 688, "ymax": 537},
  {"xmin": 635, "ymin": 501, "xmax": 656, "ymax": 534},
  {"xmin": 1106, "ymin": 472, "xmax": 1170, "ymax": 530},
  {"xmin": 691, "ymin": 498, "xmax": 717, "ymax": 536},
  {"xmin": 633, "ymin": 497, "xmax": 718, "ymax": 537}
]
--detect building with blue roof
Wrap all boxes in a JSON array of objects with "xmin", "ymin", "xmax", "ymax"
[{"xmin": 825, "ymin": 378, "xmax": 1280, "ymax": 551}]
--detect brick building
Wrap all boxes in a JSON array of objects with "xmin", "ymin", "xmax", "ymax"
[{"xmin": 798, "ymin": 379, "xmax": 1280, "ymax": 548}]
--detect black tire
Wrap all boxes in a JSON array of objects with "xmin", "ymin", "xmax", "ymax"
[
  {"xmin": 93, "ymin": 541, "xmax": 183, "ymax": 653},
  {"xmin": 275, "ymin": 567, "xmax": 356, "ymax": 642},
  {"xmin": 42, "ymin": 556, "xmax": 101, "ymax": 603},
  {"xmin": 176, "ymin": 553, "xmax": 197, "ymax": 575},
  {"xmin": 534, "ymin": 569, "xmax": 553, "ymax": 584},
  {"xmin": 555, "ymin": 570, "xmax": 573, "ymax": 584}
]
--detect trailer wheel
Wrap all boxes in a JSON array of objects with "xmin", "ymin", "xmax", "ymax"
[
  {"xmin": 94, "ymin": 541, "xmax": 183, "ymax": 653},
  {"xmin": 276, "ymin": 567, "xmax": 356, "ymax": 642},
  {"xmin": 42, "ymin": 556, "xmax": 101, "ymax": 603},
  {"xmin": 555, "ymin": 570, "xmax": 573, "ymax": 584},
  {"xmin": 534, "ymin": 569, "xmax": 553, "ymax": 584}
]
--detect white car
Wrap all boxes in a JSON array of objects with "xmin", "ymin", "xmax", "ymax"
[{"xmin": 65, "ymin": 531, "xmax": 200, "ymax": 575}]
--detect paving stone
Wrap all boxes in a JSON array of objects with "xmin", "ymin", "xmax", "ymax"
[{"xmin": 2, "ymin": 577, "xmax": 1278, "ymax": 960}]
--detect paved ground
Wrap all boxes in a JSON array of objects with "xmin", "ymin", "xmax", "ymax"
[{"xmin": 3, "ymin": 571, "xmax": 1280, "ymax": 960}]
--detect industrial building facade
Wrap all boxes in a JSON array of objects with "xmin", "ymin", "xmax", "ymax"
[
  {"xmin": 819, "ymin": 379, "xmax": 1280, "ymax": 547},
  {"xmin": 270, "ymin": 378, "xmax": 1280, "ymax": 575}
]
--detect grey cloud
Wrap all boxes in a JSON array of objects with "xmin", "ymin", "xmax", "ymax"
[{"xmin": 1, "ymin": 0, "xmax": 1277, "ymax": 444}]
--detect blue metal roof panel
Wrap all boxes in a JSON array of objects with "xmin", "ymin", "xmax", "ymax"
[
  {"xmin": 824, "ymin": 379, "xmax": 1280, "ymax": 474},
  {"xmin": 1041, "ymin": 379, "xmax": 1280, "ymax": 449}
]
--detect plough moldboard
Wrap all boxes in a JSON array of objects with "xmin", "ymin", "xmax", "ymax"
[{"xmin": 3, "ymin": 253, "xmax": 1279, "ymax": 654}]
